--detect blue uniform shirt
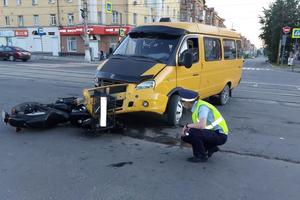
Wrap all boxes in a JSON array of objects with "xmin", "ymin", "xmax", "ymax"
[{"xmin": 191, "ymin": 101, "xmax": 223, "ymax": 133}]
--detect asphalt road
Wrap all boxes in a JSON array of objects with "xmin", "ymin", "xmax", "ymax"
[{"xmin": 0, "ymin": 57, "xmax": 300, "ymax": 200}]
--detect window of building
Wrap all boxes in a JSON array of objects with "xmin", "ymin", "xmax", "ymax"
[
  {"xmin": 144, "ymin": 0, "xmax": 147, "ymax": 6},
  {"xmin": 66, "ymin": 0, "xmax": 72, "ymax": 2},
  {"xmin": 162, "ymin": 0, "xmax": 165, "ymax": 11},
  {"xmin": 204, "ymin": 37, "xmax": 222, "ymax": 61},
  {"xmin": 236, "ymin": 40, "xmax": 243, "ymax": 59},
  {"xmin": 133, "ymin": 13, "xmax": 137, "ymax": 25},
  {"xmin": 98, "ymin": 12, "xmax": 102, "ymax": 24},
  {"xmin": 112, "ymin": 11, "xmax": 119, "ymax": 24},
  {"xmin": 68, "ymin": 13, "xmax": 74, "ymax": 25},
  {"xmin": 167, "ymin": 6, "xmax": 169, "ymax": 16},
  {"xmin": 173, "ymin": 9, "xmax": 176, "ymax": 18},
  {"xmin": 223, "ymin": 39, "xmax": 236, "ymax": 60},
  {"xmin": 120, "ymin": 13, "xmax": 122, "ymax": 24},
  {"xmin": 18, "ymin": 15, "xmax": 24, "ymax": 27},
  {"xmin": 179, "ymin": 37, "xmax": 199, "ymax": 64},
  {"xmin": 48, "ymin": 0, "xmax": 55, "ymax": 3},
  {"xmin": 4, "ymin": 0, "xmax": 8, "ymax": 6},
  {"xmin": 67, "ymin": 37, "xmax": 77, "ymax": 52},
  {"xmin": 144, "ymin": 16, "xmax": 147, "ymax": 23},
  {"xmin": 50, "ymin": 14, "xmax": 57, "ymax": 25},
  {"xmin": 16, "ymin": 0, "xmax": 22, "ymax": 5},
  {"xmin": 32, "ymin": 0, "xmax": 38, "ymax": 5},
  {"xmin": 33, "ymin": 15, "xmax": 39, "ymax": 26},
  {"xmin": 5, "ymin": 16, "xmax": 10, "ymax": 26}
]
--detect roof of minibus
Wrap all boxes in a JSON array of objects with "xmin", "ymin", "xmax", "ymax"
[{"xmin": 140, "ymin": 22, "xmax": 241, "ymax": 39}]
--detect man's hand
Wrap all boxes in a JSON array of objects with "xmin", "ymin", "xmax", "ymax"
[{"xmin": 181, "ymin": 124, "xmax": 189, "ymax": 136}]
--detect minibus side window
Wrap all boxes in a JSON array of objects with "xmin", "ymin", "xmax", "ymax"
[
  {"xmin": 204, "ymin": 37, "xmax": 222, "ymax": 61},
  {"xmin": 236, "ymin": 40, "xmax": 243, "ymax": 59},
  {"xmin": 179, "ymin": 37, "xmax": 199, "ymax": 64},
  {"xmin": 223, "ymin": 39, "xmax": 237, "ymax": 60}
]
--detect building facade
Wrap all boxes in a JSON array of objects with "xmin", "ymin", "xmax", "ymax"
[{"xmin": 1, "ymin": 0, "xmax": 227, "ymax": 56}]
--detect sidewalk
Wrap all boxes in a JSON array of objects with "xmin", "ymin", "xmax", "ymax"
[
  {"xmin": 31, "ymin": 53, "xmax": 100, "ymax": 64},
  {"xmin": 269, "ymin": 59, "xmax": 300, "ymax": 73}
]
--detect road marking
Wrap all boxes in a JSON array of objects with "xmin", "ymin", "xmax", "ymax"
[
  {"xmin": 243, "ymin": 67, "xmax": 272, "ymax": 71},
  {"xmin": 238, "ymin": 89, "xmax": 300, "ymax": 97},
  {"xmin": 241, "ymin": 81, "xmax": 300, "ymax": 89}
]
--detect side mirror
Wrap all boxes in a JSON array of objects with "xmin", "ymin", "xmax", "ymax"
[{"xmin": 182, "ymin": 52, "xmax": 193, "ymax": 68}]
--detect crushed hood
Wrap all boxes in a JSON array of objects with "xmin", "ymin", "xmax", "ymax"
[{"xmin": 95, "ymin": 57, "xmax": 166, "ymax": 83}]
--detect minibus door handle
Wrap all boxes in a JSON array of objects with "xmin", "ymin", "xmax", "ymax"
[{"xmin": 193, "ymin": 73, "xmax": 199, "ymax": 77}]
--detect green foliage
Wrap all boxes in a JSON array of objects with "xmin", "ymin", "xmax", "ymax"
[{"xmin": 259, "ymin": 0, "xmax": 300, "ymax": 63}]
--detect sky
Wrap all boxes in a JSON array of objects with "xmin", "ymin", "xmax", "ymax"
[{"xmin": 206, "ymin": 0, "xmax": 275, "ymax": 48}]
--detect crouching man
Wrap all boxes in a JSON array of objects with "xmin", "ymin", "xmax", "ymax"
[{"xmin": 178, "ymin": 89, "xmax": 229, "ymax": 163}]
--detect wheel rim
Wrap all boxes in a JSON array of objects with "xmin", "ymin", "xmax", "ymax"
[
  {"xmin": 9, "ymin": 56, "xmax": 14, "ymax": 61},
  {"xmin": 175, "ymin": 101, "xmax": 183, "ymax": 123},
  {"xmin": 222, "ymin": 86, "xmax": 230, "ymax": 104}
]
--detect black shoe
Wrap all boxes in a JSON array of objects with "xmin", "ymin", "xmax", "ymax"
[
  {"xmin": 187, "ymin": 156, "xmax": 207, "ymax": 163},
  {"xmin": 207, "ymin": 147, "xmax": 219, "ymax": 158}
]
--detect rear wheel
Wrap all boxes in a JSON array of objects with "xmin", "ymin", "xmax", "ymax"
[
  {"xmin": 216, "ymin": 85, "xmax": 230, "ymax": 105},
  {"xmin": 166, "ymin": 95, "xmax": 183, "ymax": 126},
  {"xmin": 9, "ymin": 55, "xmax": 15, "ymax": 61},
  {"xmin": 22, "ymin": 59, "xmax": 28, "ymax": 62}
]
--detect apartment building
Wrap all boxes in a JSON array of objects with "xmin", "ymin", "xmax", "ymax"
[
  {"xmin": 1, "ymin": 0, "xmax": 226, "ymax": 56},
  {"xmin": 0, "ymin": 0, "xmax": 66, "ymax": 53}
]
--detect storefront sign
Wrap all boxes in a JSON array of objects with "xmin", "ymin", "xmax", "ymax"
[
  {"xmin": 0, "ymin": 30, "xmax": 14, "ymax": 37},
  {"xmin": 106, "ymin": 2, "xmax": 113, "ymax": 13},
  {"xmin": 15, "ymin": 30, "xmax": 29, "ymax": 37},
  {"xmin": 59, "ymin": 26, "xmax": 132, "ymax": 36}
]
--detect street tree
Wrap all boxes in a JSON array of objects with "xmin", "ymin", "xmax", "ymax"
[{"xmin": 259, "ymin": 0, "xmax": 300, "ymax": 63}]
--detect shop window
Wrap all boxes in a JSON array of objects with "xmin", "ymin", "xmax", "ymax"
[
  {"xmin": 204, "ymin": 37, "xmax": 222, "ymax": 61},
  {"xmin": 67, "ymin": 37, "xmax": 77, "ymax": 52},
  {"xmin": 236, "ymin": 40, "xmax": 243, "ymax": 59},
  {"xmin": 223, "ymin": 39, "xmax": 236, "ymax": 60}
]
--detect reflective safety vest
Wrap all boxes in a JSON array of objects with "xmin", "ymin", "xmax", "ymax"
[{"xmin": 192, "ymin": 100, "xmax": 229, "ymax": 135}]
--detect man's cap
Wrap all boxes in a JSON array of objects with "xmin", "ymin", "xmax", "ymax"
[{"xmin": 178, "ymin": 89, "xmax": 199, "ymax": 102}]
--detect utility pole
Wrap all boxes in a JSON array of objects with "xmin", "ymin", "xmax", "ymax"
[{"xmin": 82, "ymin": 0, "xmax": 91, "ymax": 62}]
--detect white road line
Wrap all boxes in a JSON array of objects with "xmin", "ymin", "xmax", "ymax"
[
  {"xmin": 241, "ymin": 81, "xmax": 300, "ymax": 89},
  {"xmin": 243, "ymin": 67, "xmax": 272, "ymax": 71}
]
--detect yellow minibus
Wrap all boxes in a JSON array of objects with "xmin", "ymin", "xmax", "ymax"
[{"xmin": 92, "ymin": 22, "xmax": 243, "ymax": 125}]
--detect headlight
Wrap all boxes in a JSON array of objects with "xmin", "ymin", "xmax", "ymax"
[
  {"xmin": 136, "ymin": 80, "xmax": 155, "ymax": 90},
  {"xmin": 94, "ymin": 77, "xmax": 99, "ymax": 86}
]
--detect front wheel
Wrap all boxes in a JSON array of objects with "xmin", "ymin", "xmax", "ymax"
[
  {"xmin": 216, "ymin": 85, "xmax": 230, "ymax": 105},
  {"xmin": 166, "ymin": 95, "xmax": 183, "ymax": 126},
  {"xmin": 9, "ymin": 56, "xmax": 15, "ymax": 61}
]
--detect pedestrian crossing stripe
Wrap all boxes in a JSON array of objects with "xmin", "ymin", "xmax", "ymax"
[{"xmin": 243, "ymin": 68, "xmax": 272, "ymax": 71}]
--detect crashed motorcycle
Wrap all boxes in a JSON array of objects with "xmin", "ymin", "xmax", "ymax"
[{"xmin": 2, "ymin": 85, "xmax": 121, "ymax": 133}]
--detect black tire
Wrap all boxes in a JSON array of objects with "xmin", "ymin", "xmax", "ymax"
[
  {"xmin": 216, "ymin": 84, "xmax": 230, "ymax": 105},
  {"xmin": 22, "ymin": 59, "xmax": 28, "ymax": 62},
  {"xmin": 166, "ymin": 95, "xmax": 183, "ymax": 126}
]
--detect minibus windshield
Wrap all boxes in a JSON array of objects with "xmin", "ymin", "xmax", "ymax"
[{"xmin": 113, "ymin": 33, "xmax": 181, "ymax": 64}]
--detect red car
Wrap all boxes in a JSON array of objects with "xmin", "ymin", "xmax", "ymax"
[{"xmin": 0, "ymin": 46, "xmax": 31, "ymax": 62}]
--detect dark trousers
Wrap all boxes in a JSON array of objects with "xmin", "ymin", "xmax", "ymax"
[{"xmin": 181, "ymin": 128, "xmax": 227, "ymax": 158}]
